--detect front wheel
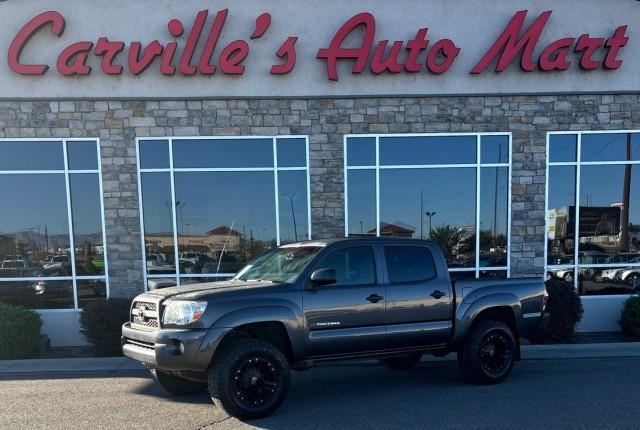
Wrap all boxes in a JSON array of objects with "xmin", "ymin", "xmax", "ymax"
[
  {"xmin": 208, "ymin": 339, "xmax": 290, "ymax": 420},
  {"xmin": 151, "ymin": 369, "xmax": 207, "ymax": 395},
  {"xmin": 458, "ymin": 320, "xmax": 516, "ymax": 384},
  {"xmin": 379, "ymin": 353, "xmax": 423, "ymax": 370}
]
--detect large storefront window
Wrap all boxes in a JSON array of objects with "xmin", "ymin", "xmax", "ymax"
[
  {"xmin": 547, "ymin": 132, "xmax": 640, "ymax": 295},
  {"xmin": 137, "ymin": 136, "xmax": 310, "ymax": 288},
  {"xmin": 0, "ymin": 139, "xmax": 108, "ymax": 309},
  {"xmin": 345, "ymin": 133, "xmax": 511, "ymax": 278}
]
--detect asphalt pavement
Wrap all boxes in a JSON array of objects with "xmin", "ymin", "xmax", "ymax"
[{"xmin": 1, "ymin": 356, "xmax": 639, "ymax": 430}]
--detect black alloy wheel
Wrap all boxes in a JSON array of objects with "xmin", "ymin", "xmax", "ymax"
[
  {"xmin": 478, "ymin": 330, "xmax": 513, "ymax": 378},
  {"xmin": 209, "ymin": 338, "xmax": 290, "ymax": 420},
  {"xmin": 231, "ymin": 356, "xmax": 282, "ymax": 411},
  {"xmin": 458, "ymin": 319, "xmax": 516, "ymax": 384}
]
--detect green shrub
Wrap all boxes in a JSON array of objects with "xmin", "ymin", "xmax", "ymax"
[
  {"xmin": 537, "ymin": 278, "xmax": 584, "ymax": 343},
  {"xmin": 619, "ymin": 295, "xmax": 640, "ymax": 338},
  {"xmin": 80, "ymin": 298, "xmax": 131, "ymax": 356},
  {"xmin": 0, "ymin": 303, "xmax": 43, "ymax": 359}
]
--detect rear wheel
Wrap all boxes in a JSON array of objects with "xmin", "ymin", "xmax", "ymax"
[
  {"xmin": 458, "ymin": 320, "xmax": 516, "ymax": 384},
  {"xmin": 379, "ymin": 352, "xmax": 423, "ymax": 370},
  {"xmin": 208, "ymin": 339, "xmax": 290, "ymax": 420},
  {"xmin": 151, "ymin": 369, "xmax": 207, "ymax": 396}
]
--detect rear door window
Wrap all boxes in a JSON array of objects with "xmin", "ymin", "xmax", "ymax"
[{"xmin": 385, "ymin": 246, "xmax": 436, "ymax": 284}]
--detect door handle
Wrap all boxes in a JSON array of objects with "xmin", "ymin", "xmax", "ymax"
[
  {"xmin": 366, "ymin": 294, "xmax": 384, "ymax": 303},
  {"xmin": 430, "ymin": 290, "xmax": 446, "ymax": 299}
]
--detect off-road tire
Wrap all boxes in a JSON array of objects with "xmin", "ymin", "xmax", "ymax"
[
  {"xmin": 458, "ymin": 320, "xmax": 516, "ymax": 384},
  {"xmin": 208, "ymin": 338, "xmax": 290, "ymax": 420},
  {"xmin": 151, "ymin": 369, "xmax": 207, "ymax": 395},
  {"xmin": 379, "ymin": 352, "xmax": 423, "ymax": 370}
]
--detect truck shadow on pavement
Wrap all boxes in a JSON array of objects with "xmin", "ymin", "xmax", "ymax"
[{"xmin": 134, "ymin": 361, "xmax": 533, "ymax": 429}]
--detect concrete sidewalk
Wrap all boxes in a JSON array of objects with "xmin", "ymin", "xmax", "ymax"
[{"xmin": 0, "ymin": 342, "xmax": 639, "ymax": 376}]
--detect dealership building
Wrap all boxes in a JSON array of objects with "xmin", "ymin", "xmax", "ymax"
[{"xmin": 0, "ymin": 0, "xmax": 639, "ymax": 345}]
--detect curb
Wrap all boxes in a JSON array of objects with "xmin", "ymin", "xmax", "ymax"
[
  {"xmin": 421, "ymin": 342, "xmax": 640, "ymax": 363},
  {"xmin": 0, "ymin": 342, "xmax": 639, "ymax": 376}
]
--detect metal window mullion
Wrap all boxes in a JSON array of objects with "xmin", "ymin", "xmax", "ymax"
[
  {"xmin": 379, "ymin": 164, "xmax": 477, "ymax": 170},
  {"xmin": 62, "ymin": 140, "xmax": 78, "ymax": 309},
  {"xmin": 136, "ymin": 139, "xmax": 149, "ymax": 291},
  {"xmin": 96, "ymin": 138, "xmax": 110, "ymax": 298},
  {"xmin": 169, "ymin": 138, "xmax": 180, "ymax": 286},
  {"xmin": 574, "ymin": 134, "xmax": 582, "ymax": 289},
  {"xmin": 475, "ymin": 135, "xmax": 481, "ymax": 278},
  {"xmin": 507, "ymin": 134, "xmax": 512, "ymax": 278},
  {"xmin": 375, "ymin": 136, "xmax": 380, "ymax": 237},
  {"xmin": 306, "ymin": 136, "xmax": 312, "ymax": 240},
  {"xmin": 344, "ymin": 136, "xmax": 349, "ymax": 237},
  {"xmin": 0, "ymin": 170, "xmax": 65, "ymax": 175},
  {"xmin": 172, "ymin": 167, "xmax": 275, "ymax": 173},
  {"xmin": 273, "ymin": 138, "xmax": 281, "ymax": 245}
]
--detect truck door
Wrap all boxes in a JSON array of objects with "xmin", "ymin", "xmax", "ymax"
[
  {"xmin": 383, "ymin": 245, "xmax": 453, "ymax": 348},
  {"xmin": 302, "ymin": 245, "xmax": 386, "ymax": 357}
]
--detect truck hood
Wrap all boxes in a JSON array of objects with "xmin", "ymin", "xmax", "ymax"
[{"xmin": 146, "ymin": 280, "xmax": 279, "ymax": 301}]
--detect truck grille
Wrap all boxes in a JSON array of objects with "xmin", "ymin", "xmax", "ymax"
[{"xmin": 131, "ymin": 300, "xmax": 160, "ymax": 329}]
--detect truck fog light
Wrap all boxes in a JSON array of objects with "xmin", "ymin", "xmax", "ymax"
[{"xmin": 178, "ymin": 342, "xmax": 185, "ymax": 355}]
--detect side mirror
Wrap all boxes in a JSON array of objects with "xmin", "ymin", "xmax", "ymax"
[{"xmin": 309, "ymin": 268, "xmax": 337, "ymax": 288}]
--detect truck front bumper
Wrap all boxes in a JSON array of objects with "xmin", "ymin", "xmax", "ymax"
[{"xmin": 121, "ymin": 323, "xmax": 228, "ymax": 371}]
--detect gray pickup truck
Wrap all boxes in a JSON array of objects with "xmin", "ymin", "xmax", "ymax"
[{"xmin": 122, "ymin": 238, "xmax": 547, "ymax": 419}]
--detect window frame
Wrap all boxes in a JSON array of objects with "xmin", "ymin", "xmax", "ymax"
[
  {"xmin": 136, "ymin": 135, "xmax": 312, "ymax": 290},
  {"xmin": 545, "ymin": 130, "xmax": 640, "ymax": 296},
  {"xmin": 0, "ymin": 138, "xmax": 109, "ymax": 312},
  {"xmin": 344, "ymin": 132, "xmax": 512, "ymax": 279}
]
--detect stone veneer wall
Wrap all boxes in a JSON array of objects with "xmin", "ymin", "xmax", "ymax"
[{"xmin": 1, "ymin": 95, "xmax": 639, "ymax": 297}]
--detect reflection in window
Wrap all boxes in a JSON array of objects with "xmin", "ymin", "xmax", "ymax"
[
  {"xmin": 380, "ymin": 135, "xmax": 476, "ymax": 165},
  {"xmin": 0, "ymin": 174, "xmax": 70, "ymax": 277},
  {"xmin": 347, "ymin": 170, "xmax": 376, "ymax": 236},
  {"xmin": 347, "ymin": 137, "xmax": 376, "ymax": 166},
  {"xmin": 70, "ymin": 175, "xmax": 104, "ymax": 276},
  {"xmin": 380, "ymin": 168, "xmax": 476, "ymax": 267},
  {"xmin": 173, "ymin": 138, "xmax": 273, "ymax": 168},
  {"xmin": 278, "ymin": 171, "xmax": 309, "ymax": 244},
  {"xmin": 141, "ymin": 173, "xmax": 175, "ymax": 272},
  {"xmin": 139, "ymin": 140, "xmax": 170, "ymax": 169},
  {"xmin": 0, "ymin": 141, "xmax": 64, "ymax": 171},
  {"xmin": 346, "ymin": 134, "xmax": 510, "ymax": 278},
  {"xmin": 174, "ymin": 171, "xmax": 277, "ymax": 274},
  {"xmin": 480, "ymin": 167, "xmax": 508, "ymax": 268},
  {"xmin": 0, "ymin": 139, "xmax": 107, "ymax": 310},
  {"xmin": 138, "ymin": 136, "xmax": 310, "ymax": 287},
  {"xmin": 547, "ymin": 132, "xmax": 640, "ymax": 296},
  {"xmin": 547, "ymin": 166, "xmax": 577, "ymax": 267}
]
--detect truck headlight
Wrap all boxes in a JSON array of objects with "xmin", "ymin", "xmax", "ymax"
[{"xmin": 162, "ymin": 301, "xmax": 207, "ymax": 326}]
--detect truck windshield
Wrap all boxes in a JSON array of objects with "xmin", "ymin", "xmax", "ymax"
[{"xmin": 234, "ymin": 246, "xmax": 323, "ymax": 283}]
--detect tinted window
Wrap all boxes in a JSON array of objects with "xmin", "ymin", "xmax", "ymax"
[
  {"xmin": 549, "ymin": 134, "xmax": 577, "ymax": 163},
  {"xmin": 0, "ymin": 141, "xmax": 64, "ymax": 170},
  {"xmin": 67, "ymin": 141, "xmax": 99, "ymax": 170},
  {"xmin": 385, "ymin": 246, "xmax": 436, "ymax": 283},
  {"xmin": 139, "ymin": 140, "xmax": 170, "ymax": 169},
  {"xmin": 172, "ymin": 138, "xmax": 273, "ymax": 168},
  {"xmin": 276, "ymin": 138, "xmax": 306, "ymax": 168},
  {"xmin": 347, "ymin": 137, "xmax": 376, "ymax": 166},
  {"xmin": 320, "ymin": 247, "xmax": 375, "ymax": 286},
  {"xmin": 481, "ymin": 135, "xmax": 510, "ymax": 164},
  {"xmin": 347, "ymin": 170, "xmax": 377, "ymax": 236},
  {"xmin": 581, "ymin": 133, "xmax": 640, "ymax": 162},
  {"xmin": 380, "ymin": 136, "xmax": 476, "ymax": 165}
]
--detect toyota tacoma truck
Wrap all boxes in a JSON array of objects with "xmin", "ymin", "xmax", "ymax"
[{"xmin": 122, "ymin": 238, "xmax": 547, "ymax": 419}]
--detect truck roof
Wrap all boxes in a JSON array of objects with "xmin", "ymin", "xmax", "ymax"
[{"xmin": 281, "ymin": 237, "xmax": 436, "ymax": 247}]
